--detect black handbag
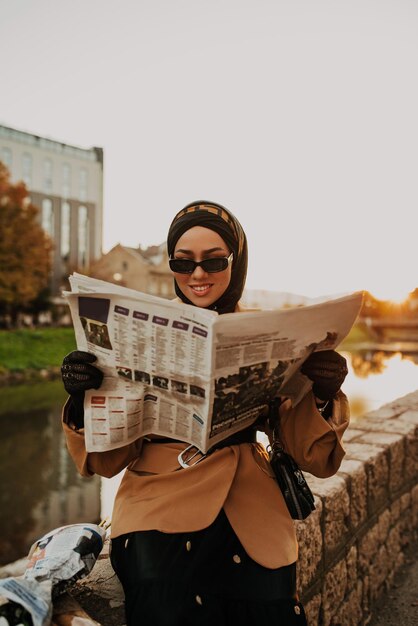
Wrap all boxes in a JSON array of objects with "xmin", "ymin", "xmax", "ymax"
[{"xmin": 268, "ymin": 399, "xmax": 316, "ymax": 521}]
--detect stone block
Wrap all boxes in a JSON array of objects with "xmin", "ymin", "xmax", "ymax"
[
  {"xmin": 397, "ymin": 409, "xmax": 418, "ymax": 426},
  {"xmin": 330, "ymin": 581, "xmax": 363, "ymax": 626},
  {"xmin": 390, "ymin": 498, "xmax": 401, "ymax": 522},
  {"xmin": 338, "ymin": 459, "xmax": 368, "ymax": 530},
  {"xmin": 358, "ymin": 525, "xmax": 379, "ymax": 576},
  {"xmin": 376, "ymin": 509, "xmax": 391, "ymax": 545},
  {"xmin": 388, "ymin": 436, "xmax": 406, "ymax": 495},
  {"xmin": 345, "ymin": 545, "xmax": 358, "ymax": 593},
  {"xmin": 400, "ymin": 491, "xmax": 411, "ymax": 512},
  {"xmin": 392, "ymin": 390, "xmax": 418, "ymax": 410},
  {"xmin": 352, "ymin": 418, "xmax": 413, "ymax": 436},
  {"xmin": 343, "ymin": 441, "xmax": 383, "ymax": 463},
  {"xmin": 295, "ymin": 504, "xmax": 323, "ymax": 592},
  {"xmin": 405, "ymin": 432, "xmax": 418, "ymax": 482},
  {"xmin": 367, "ymin": 544, "xmax": 389, "ymax": 603},
  {"xmin": 356, "ymin": 431, "xmax": 403, "ymax": 448},
  {"xmin": 322, "ymin": 560, "xmax": 347, "ymax": 626},
  {"xmin": 362, "ymin": 574, "xmax": 370, "ymax": 617},
  {"xmin": 357, "ymin": 446, "xmax": 389, "ymax": 515},
  {"xmin": 307, "ymin": 474, "xmax": 350, "ymax": 562},
  {"xmin": 386, "ymin": 524, "xmax": 402, "ymax": 572},
  {"xmin": 399, "ymin": 493, "xmax": 413, "ymax": 547},
  {"xmin": 362, "ymin": 406, "xmax": 399, "ymax": 420},
  {"xmin": 411, "ymin": 484, "xmax": 418, "ymax": 534},
  {"xmin": 343, "ymin": 427, "xmax": 367, "ymax": 442},
  {"xmin": 303, "ymin": 592, "xmax": 321, "ymax": 626}
]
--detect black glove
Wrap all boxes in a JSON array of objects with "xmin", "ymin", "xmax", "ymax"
[
  {"xmin": 300, "ymin": 350, "xmax": 348, "ymax": 401},
  {"xmin": 61, "ymin": 351, "xmax": 103, "ymax": 429}
]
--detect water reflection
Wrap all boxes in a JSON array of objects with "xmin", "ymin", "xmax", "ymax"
[
  {"xmin": 1, "ymin": 349, "xmax": 418, "ymax": 564},
  {"xmin": 0, "ymin": 381, "xmax": 100, "ymax": 565},
  {"xmin": 341, "ymin": 348, "xmax": 418, "ymax": 420}
]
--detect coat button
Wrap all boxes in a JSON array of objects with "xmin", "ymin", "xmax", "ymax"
[
  {"xmin": 294, "ymin": 605, "xmax": 301, "ymax": 615},
  {"xmin": 186, "ymin": 540, "xmax": 192, "ymax": 552},
  {"xmin": 195, "ymin": 595, "xmax": 203, "ymax": 605},
  {"xmin": 232, "ymin": 554, "xmax": 241, "ymax": 564}
]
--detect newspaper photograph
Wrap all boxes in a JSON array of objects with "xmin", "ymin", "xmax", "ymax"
[{"xmin": 64, "ymin": 274, "xmax": 363, "ymax": 453}]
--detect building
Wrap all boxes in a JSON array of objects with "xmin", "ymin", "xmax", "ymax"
[
  {"xmin": 0, "ymin": 123, "xmax": 103, "ymax": 296},
  {"xmin": 89, "ymin": 243, "xmax": 175, "ymax": 299}
]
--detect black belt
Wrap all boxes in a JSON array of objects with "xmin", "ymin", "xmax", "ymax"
[
  {"xmin": 148, "ymin": 426, "xmax": 257, "ymax": 450},
  {"xmin": 148, "ymin": 426, "xmax": 257, "ymax": 467}
]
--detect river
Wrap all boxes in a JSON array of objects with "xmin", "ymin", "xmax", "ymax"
[{"xmin": 1, "ymin": 346, "xmax": 417, "ymax": 565}]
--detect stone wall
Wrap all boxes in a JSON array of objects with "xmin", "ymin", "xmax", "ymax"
[{"xmin": 298, "ymin": 390, "xmax": 418, "ymax": 625}]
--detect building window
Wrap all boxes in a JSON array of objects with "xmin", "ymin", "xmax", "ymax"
[
  {"xmin": 62, "ymin": 163, "xmax": 71, "ymax": 198},
  {"xmin": 78, "ymin": 205, "xmax": 89, "ymax": 268},
  {"xmin": 22, "ymin": 152, "xmax": 32, "ymax": 188},
  {"xmin": 79, "ymin": 167, "xmax": 88, "ymax": 201},
  {"xmin": 43, "ymin": 158, "xmax": 53, "ymax": 193},
  {"xmin": 1, "ymin": 147, "xmax": 12, "ymax": 168},
  {"xmin": 61, "ymin": 201, "xmax": 71, "ymax": 260},
  {"xmin": 42, "ymin": 198, "xmax": 54, "ymax": 238}
]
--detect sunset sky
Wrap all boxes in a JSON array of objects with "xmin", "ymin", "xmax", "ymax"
[{"xmin": 1, "ymin": 0, "xmax": 417, "ymax": 301}]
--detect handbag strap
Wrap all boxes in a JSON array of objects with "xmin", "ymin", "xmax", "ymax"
[{"xmin": 267, "ymin": 397, "xmax": 285, "ymax": 449}]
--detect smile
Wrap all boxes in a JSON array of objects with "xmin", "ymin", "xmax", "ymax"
[{"xmin": 189, "ymin": 284, "xmax": 213, "ymax": 295}]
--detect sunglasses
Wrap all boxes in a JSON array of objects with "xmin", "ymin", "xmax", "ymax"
[{"xmin": 169, "ymin": 253, "xmax": 233, "ymax": 274}]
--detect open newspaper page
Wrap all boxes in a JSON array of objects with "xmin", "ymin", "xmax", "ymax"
[
  {"xmin": 65, "ymin": 275, "xmax": 217, "ymax": 453},
  {"xmin": 206, "ymin": 291, "xmax": 363, "ymax": 448},
  {"xmin": 65, "ymin": 274, "xmax": 363, "ymax": 453}
]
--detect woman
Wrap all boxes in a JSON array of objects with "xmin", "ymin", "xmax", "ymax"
[{"xmin": 61, "ymin": 200, "xmax": 349, "ymax": 625}]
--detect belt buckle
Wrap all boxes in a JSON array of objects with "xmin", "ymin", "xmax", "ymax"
[{"xmin": 178, "ymin": 444, "xmax": 207, "ymax": 469}]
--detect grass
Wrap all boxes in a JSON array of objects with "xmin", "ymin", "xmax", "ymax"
[{"xmin": 0, "ymin": 327, "xmax": 76, "ymax": 372}]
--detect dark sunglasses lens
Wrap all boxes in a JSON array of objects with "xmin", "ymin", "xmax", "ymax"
[
  {"xmin": 169, "ymin": 257, "xmax": 230, "ymax": 274},
  {"xmin": 201, "ymin": 258, "xmax": 228, "ymax": 273},
  {"xmin": 169, "ymin": 259, "xmax": 195, "ymax": 273}
]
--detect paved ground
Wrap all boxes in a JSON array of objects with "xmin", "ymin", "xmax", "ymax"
[{"xmin": 369, "ymin": 540, "xmax": 418, "ymax": 625}]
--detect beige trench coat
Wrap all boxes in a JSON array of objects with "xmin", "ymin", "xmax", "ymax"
[{"xmin": 63, "ymin": 387, "xmax": 349, "ymax": 569}]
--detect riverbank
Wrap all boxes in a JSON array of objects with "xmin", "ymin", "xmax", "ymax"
[{"xmin": 0, "ymin": 327, "xmax": 76, "ymax": 385}]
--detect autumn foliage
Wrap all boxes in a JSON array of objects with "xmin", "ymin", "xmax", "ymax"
[{"xmin": 0, "ymin": 161, "xmax": 52, "ymax": 324}]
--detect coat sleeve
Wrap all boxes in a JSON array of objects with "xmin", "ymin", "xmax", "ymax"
[
  {"xmin": 278, "ymin": 389, "xmax": 350, "ymax": 478},
  {"xmin": 62, "ymin": 398, "xmax": 143, "ymax": 478}
]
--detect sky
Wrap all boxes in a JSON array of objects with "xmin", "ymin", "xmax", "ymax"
[{"xmin": 1, "ymin": 0, "xmax": 417, "ymax": 301}]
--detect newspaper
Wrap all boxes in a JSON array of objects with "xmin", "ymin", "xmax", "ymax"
[
  {"xmin": 0, "ymin": 523, "xmax": 106, "ymax": 626},
  {"xmin": 64, "ymin": 273, "xmax": 363, "ymax": 454}
]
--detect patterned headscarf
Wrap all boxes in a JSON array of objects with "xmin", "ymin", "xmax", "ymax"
[{"xmin": 167, "ymin": 201, "xmax": 248, "ymax": 314}]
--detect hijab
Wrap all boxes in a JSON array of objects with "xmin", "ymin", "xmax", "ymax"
[{"xmin": 166, "ymin": 201, "xmax": 248, "ymax": 314}]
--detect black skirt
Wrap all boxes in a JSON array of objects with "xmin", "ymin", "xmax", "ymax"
[{"xmin": 110, "ymin": 510, "xmax": 307, "ymax": 626}]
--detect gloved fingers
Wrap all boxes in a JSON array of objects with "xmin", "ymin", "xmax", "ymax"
[
  {"xmin": 61, "ymin": 362, "xmax": 103, "ymax": 393},
  {"xmin": 62, "ymin": 350, "xmax": 98, "ymax": 365},
  {"xmin": 301, "ymin": 351, "xmax": 347, "ymax": 377},
  {"xmin": 305, "ymin": 349, "xmax": 344, "ymax": 363},
  {"xmin": 61, "ymin": 362, "xmax": 102, "ymax": 377},
  {"xmin": 301, "ymin": 363, "xmax": 348, "ymax": 381}
]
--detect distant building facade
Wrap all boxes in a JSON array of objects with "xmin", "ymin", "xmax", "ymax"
[
  {"xmin": 89, "ymin": 243, "xmax": 176, "ymax": 299},
  {"xmin": 0, "ymin": 124, "xmax": 103, "ymax": 296}
]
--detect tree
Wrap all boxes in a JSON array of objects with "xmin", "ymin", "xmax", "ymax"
[{"xmin": 0, "ymin": 161, "xmax": 53, "ymax": 325}]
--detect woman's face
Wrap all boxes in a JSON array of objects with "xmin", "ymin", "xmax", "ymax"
[{"xmin": 172, "ymin": 226, "xmax": 232, "ymax": 308}]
